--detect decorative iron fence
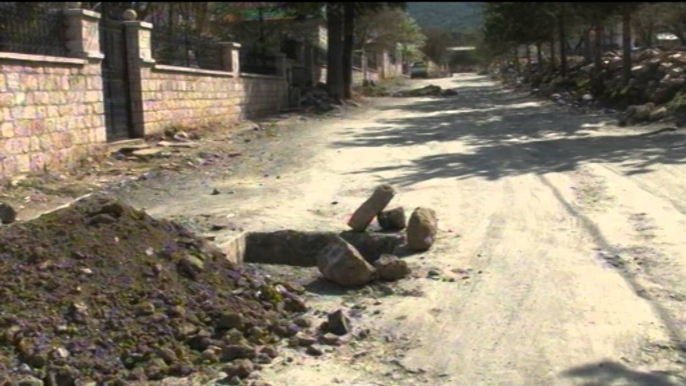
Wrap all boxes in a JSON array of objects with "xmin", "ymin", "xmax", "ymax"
[
  {"xmin": 0, "ymin": 3, "xmax": 67, "ymax": 57},
  {"xmin": 291, "ymin": 65, "xmax": 310, "ymax": 87},
  {"xmin": 240, "ymin": 52, "xmax": 278, "ymax": 76},
  {"xmin": 151, "ymin": 29, "xmax": 224, "ymax": 71}
]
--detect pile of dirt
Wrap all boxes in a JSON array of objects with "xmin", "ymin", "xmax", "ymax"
[
  {"xmin": 300, "ymin": 84, "xmax": 338, "ymax": 114},
  {"xmin": 0, "ymin": 193, "xmax": 307, "ymax": 384},
  {"xmin": 486, "ymin": 48, "xmax": 686, "ymax": 125}
]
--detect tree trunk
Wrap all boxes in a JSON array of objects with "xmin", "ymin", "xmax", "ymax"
[
  {"xmin": 583, "ymin": 28, "xmax": 591, "ymax": 63},
  {"xmin": 592, "ymin": 24, "xmax": 604, "ymax": 95},
  {"xmin": 342, "ymin": 3, "xmax": 354, "ymax": 100},
  {"xmin": 513, "ymin": 45, "xmax": 520, "ymax": 76},
  {"xmin": 549, "ymin": 37, "xmax": 556, "ymax": 72},
  {"xmin": 559, "ymin": 12, "xmax": 567, "ymax": 77},
  {"xmin": 326, "ymin": 5, "xmax": 344, "ymax": 102},
  {"xmin": 622, "ymin": 5, "xmax": 632, "ymax": 86},
  {"xmin": 536, "ymin": 41, "xmax": 543, "ymax": 67}
]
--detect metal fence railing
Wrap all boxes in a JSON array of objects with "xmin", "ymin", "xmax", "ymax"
[
  {"xmin": 151, "ymin": 29, "xmax": 224, "ymax": 71},
  {"xmin": 0, "ymin": 3, "xmax": 67, "ymax": 57},
  {"xmin": 240, "ymin": 52, "xmax": 278, "ymax": 76}
]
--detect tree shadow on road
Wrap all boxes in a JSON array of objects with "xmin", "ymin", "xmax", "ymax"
[
  {"xmin": 561, "ymin": 360, "xmax": 686, "ymax": 386},
  {"xmin": 333, "ymin": 76, "xmax": 686, "ymax": 187}
]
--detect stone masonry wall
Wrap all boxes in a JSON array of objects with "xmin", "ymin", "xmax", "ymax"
[
  {"xmin": 0, "ymin": 58, "xmax": 106, "ymax": 178},
  {"xmin": 140, "ymin": 66, "xmax": 288, "ymax": 135}
]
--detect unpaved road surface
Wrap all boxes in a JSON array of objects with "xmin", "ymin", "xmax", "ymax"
[{"xmin": 111, "ymin": 74, "xmax": 686, "ymax": 385}]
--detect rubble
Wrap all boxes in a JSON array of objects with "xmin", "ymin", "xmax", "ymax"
[
  {"xmin": 299, "ymin": 86, "xmax": 338, "ymax": 114},
  {"xmin": 0, "ymin": 193, "xmax": 309, "ymax": 384},
  {"xmin": 347, "ymin": 184, "xmax": 396, "ymax": 232}
]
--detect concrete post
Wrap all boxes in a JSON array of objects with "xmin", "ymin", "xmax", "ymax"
[
  {"xmin": 362, "ymin": 51, "xmax": 368, "ymax": 84},
  {"xmin": 63, "ymin": 6, "xmax": 103, "ymax": 60},
  {"xmin": 123, "ymin": 18, "xmax": 155, "ymax": 137},
  {"xmin": 220, "ymin": 42, "xmax": 241, "ymax": 78},
  {"xmin": 275, "ymin": 53, "xmax": 287, "ymax": 79}
]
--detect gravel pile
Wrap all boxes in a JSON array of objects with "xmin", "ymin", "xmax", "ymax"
[{"xmin": 0, "ymin": 193, "xmax": 307, "ymax": 384}]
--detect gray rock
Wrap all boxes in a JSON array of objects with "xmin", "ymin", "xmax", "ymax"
[
  {"xmin": 347, "ymin": 184, "xmax": 396, "ymax": 232},
  {"xmin": 306, "ymin": 345, "xmax": 324, "ymax": 356},
  {"xmin": 316, "ymin": 237, "xmax": 375, "ymax": 287},
  {"xmin": 215, "ymin": 312, "xmax": 244, "ymax": 330},
  {"xmin": 0, "ymin": 203, "xmax": 17, "ymax": 224},
  {"xmin": 223, "ymin": 359, "xmax": 254, "ymax": 379},
  {"xmin": 326, "ymin": 309, "xmax": 351, "ymax": 336},
  {"xmin": 221, "ymin": 344, "xmax": 257, "ymax": 361},
  {"xmin": 16, "ymin": 376, "xmax": 44, "ymax": 386},
  {"xmin": 374, "ymin": 254, "xmax": 411, "ymax": 281},
  {"xmin": 406, "ymin": 207, "xmax": 438, "ymax": 251},
  {"xmin": 377, "ymin": 207, "xmax": 406, "ymax": 230},
  {"xmin": 649, "ymin": 106, "xmax": 668, "ymax": 121}
]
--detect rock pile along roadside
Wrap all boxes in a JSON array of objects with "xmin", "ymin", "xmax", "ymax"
[
  {"xmin": 487, "ymin": 48, "xmax": 686, "ymax": 125},
  {"xmin": 0, "ymin": 193, "xmax": 308, "ymax": 384}
]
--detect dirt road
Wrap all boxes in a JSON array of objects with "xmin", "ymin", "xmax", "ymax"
[{"xmin": 114, "ymin": 74, "xmax": 686, "ymax": 385}]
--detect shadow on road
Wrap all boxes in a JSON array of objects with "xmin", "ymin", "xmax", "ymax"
[
  {"xmin": 333, "ymin": 76, "xmax": 686, "ymax": 186},
  {"xmin": 561, "ymin": 360, "xmax": 686, "ymax": 386}
]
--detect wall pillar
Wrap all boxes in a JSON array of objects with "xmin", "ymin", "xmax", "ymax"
[
  {"xmin": 63, "ymin": 4, "xmax": 103, "ymax": 60},
  {"xmin": 220, "ymin": 42, "xmax": 241, "ymax": 78},
  {"xmin": 123, "ymin": 17, "xmax": 155, "ymax": 137},
  {"xmin": 275, "ymin": 53, "xmax": 287, "ymax": 79},
  {"xmin": 362, "ymin": 51, "xmax": 368, "ymax": 84}
]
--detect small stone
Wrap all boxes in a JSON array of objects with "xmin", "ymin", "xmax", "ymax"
[
  {"xmin": 221, "ymin": 344, "xmax": 257, "ymax": 361},
  {"xmin": 0, "ymin": 203, "xmax": 17, "ymax": 224},
  {"xmin": 216, "ymin": 312, "xmax": 244, "ymax": 330},
  {"xmin": 298, "ymin": 336, "xmax": 317, "ymax": 347},
  {"xmin": 255, "ymin": 353, "xmax": 272, "ymax": 364},
  {"xmin": 135, "ymin": 302, "xmax": 155, "ymax": 316},
  {"xmin": 211, "ymin": 189, "xmax": 221, "ymax": 195},
  {"xmin": 316, "ymin": 237, "xmax": 375, "ymax": 287},
  {"xmin": 377, "ymin": 207, "xmax": 406, "ymax": 230},
  {"xmin": 176, "ymin": 255, "xmax": 204, "ymax": 279},
  {"xmin": 320, "ymin": 333, "xmax": 341, "ymax": 346},
  {"xmin": 16, "ymin": 376, "xmax": 43, "ymax": 386},
  {"xmin": 201, "ymin": 348, "xmax": 219, "ymax": 363},
  {"xmin": 157, "ymin": 347, "xmax": 177, "ymax": 365},
  {"xmin": 223, "ymin": 359, "xmax": 254, "ymax": 379},
  {"xmin": 260, "ymin": 345, "xmax": 278, "ymax": 359},
  {"xmin": 306, "ymin": 345, "xmax": 324, "ymax": 357},
  {"xmin": 326, "ymin": 309, "xmax": 351, "ymax": 336},
  {"xmin": 374, "ymin": 254, "xmax": 411, "ymax": 281},
  {"xmin": 293, "ymin": 317, "xmax": 311, "ymax": 328}
]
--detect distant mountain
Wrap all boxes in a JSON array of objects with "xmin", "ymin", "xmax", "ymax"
[{"xmin": 406, "ymin": 2, "xmax": 483, "ymax": 32}]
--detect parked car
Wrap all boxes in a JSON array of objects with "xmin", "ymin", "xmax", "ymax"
[{"xmin": 410, "ymin": 62, "xmax": 428, "ymax": 79}]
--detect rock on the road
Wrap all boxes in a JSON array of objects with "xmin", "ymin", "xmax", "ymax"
[
  {"xmin": 325, "ymin": 309, "xmax": 351, "ymax": 336},
  {"xmin": 377, "ymin": 207, "xmax": 406, "ymax": 230},
  {"xmin": 406, "ymin": 207, "xmax": 438, "ymax": 251},
  {"xmin": 347, "ymin": 184, "xmax": 396, "ymax": 232},
  {"xmin": 316, "ymin": 237, "xmax": 375, "ymax": 286},
  {"xmin": 0, "ymin": 203, "xmax": 16, "ymax": 224},
  {"xmin": 374, "ymin": 254, "xmax": 411, "ymax": 281}
]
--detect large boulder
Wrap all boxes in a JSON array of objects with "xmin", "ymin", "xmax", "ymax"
[
  {"xmin": 316, "ymin": 236, "xmax": 375, "ymax": 287},
  {"xmin": 0, "ymin": 203, "xmax": 16, "ymax": 224},
  {"xmin": 347, "ymin": 184, "xmax": 396, "ymax": 232},
  {"xmin": 406, "ymin": 208, "xmax": 438, "ymax": 251}
]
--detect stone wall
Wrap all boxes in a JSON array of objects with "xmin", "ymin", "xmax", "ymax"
[
  {"xmin": 140, "ymin": 66, "xmax": 287, "ymax": 134},
  {"xmin": 0, "ymin": 54, "xmax": 106, "ymax": 177}
]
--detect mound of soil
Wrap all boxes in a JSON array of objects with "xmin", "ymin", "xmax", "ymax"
[{"xmin": 0, "ymin": 193, "xmax": 307, "ymax": 384}]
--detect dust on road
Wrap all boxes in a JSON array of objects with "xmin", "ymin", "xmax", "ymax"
[{"xmin": 108, "ymin": 74, "xmax": 686, "ymax": 385}]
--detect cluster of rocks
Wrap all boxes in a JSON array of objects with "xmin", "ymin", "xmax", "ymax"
[
  {"xmin": 487, "ymin": 48, "xmax": 686, "ymax": 126},
  {"xmin": 391, "ymin": 85, "xmax": 458, "ymax": 98},
  {"xmin": 299, "ymin": 84, "xmax": 338, "ymax": 114},
  {"xmin": 0, "ymin": 193, "xmax": 312, "ymax": 385},
  {"xmin": 316, "ymin": 184, "xmax": 438, "ymax": 287}
]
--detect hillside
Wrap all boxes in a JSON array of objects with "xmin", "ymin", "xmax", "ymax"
[{"xmin": 406, "ymin": 2, "xmax": 483, "ymax": 32}]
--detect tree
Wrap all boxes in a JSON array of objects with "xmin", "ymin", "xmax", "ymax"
[
  {"xmin": 633, "ymin": 3, "xmax": 658, "ymax": 48},
  {"xmin": 652, "ymin": 3, "xmax": 686, "ymax": 45},
  {"xmin": 620, "ymin": 3, "xmax": 642, "ymax": 86}
]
